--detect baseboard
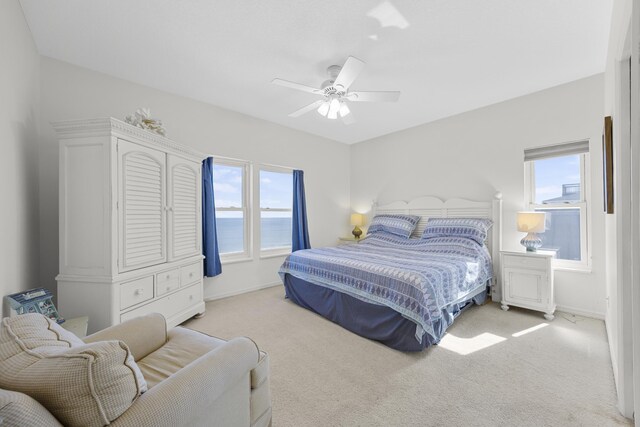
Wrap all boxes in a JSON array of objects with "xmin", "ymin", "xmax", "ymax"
[
  {"xmin": 556, "ymin": 304, "xmax": 605, "ymax": 320},
  {"xmin": 204, "ymin": 281, "xmax": 282, "ymax": 301},
  {"xmin": 605, "ymin": 318, "xmax": 619, "ymax": 390}
]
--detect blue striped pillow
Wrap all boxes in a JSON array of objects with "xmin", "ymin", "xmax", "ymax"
[
  {"xmin": 367, "ymin": 214, "xmax": 420, "ymax": 239},
  {"xmin": 422, "ymin": 218, "xmax": 493, "ymax": 245}
]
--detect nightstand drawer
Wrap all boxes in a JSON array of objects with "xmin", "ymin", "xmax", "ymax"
[{"xmin": 502, "ymin": 254, "xmax": 547, "ymax": 271}]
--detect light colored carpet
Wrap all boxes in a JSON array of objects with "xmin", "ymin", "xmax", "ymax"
[{"xmin": 184, "ymin": 285, "xmax": 630, "ymax": 427}]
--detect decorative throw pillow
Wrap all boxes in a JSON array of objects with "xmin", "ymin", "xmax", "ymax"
[
  {"xmin": 0, "ymin": 314, "xmax": 147, "ymax": 427},
  {"xmin": 367, "ymin": 214, "xmax": 420, "ymax": 238},
  {"xmin": 422, "ymin": 217, "xmax": 493, "ymax": 245},
  {"xmin": 0, "ymin": 313, "xmax": 85, "ymax": 353}
]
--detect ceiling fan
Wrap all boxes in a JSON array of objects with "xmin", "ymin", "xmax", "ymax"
[{"xmin": 271, "ymin": 56, "xmax": 400, "ymax": 124}]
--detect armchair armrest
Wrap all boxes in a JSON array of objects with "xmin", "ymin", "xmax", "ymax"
[
  {"xmin": 84, "ymin": 313, "xmax": 167, "ymax": 361},
  {"xmin": 111, "ymin": 337, "xmax": 259, "ymax": 427}
]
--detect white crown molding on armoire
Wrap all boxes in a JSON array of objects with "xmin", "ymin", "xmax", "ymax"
[{"xmin": 54, "ymin": 117, "xmax": 206, "ymax": 334}]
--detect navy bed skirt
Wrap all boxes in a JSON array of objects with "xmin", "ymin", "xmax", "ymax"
[{"xmin": 283, "ymin": 274, "xmax": 487, "ymax": 352}]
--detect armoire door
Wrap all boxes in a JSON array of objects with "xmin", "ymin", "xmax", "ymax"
[
  {"xmin": 167, "ymin": 155, "xmax": 202, "ymax": 261},
  {"xmin": 118, "ymin": 139, "xmax": 167, "ymax": 271}
]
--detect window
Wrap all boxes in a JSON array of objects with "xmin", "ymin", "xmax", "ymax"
[
  {"xmin": 524, "ymin": 141, "xmax": 589, "ymax": 269},
  {"xmin": 259, "ymin": 168, "xmax": 293, "ymax": 254},
  {"xmin": 213, "ymin": 159, "xmax": 250, "ymax": 260}
]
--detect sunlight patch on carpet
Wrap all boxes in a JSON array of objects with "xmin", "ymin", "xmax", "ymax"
[
  {"xmin": 512, "ymin": 323, "xmax": 549, "ymax": 337},
  {"xmin": 439, "ymin": 332, "xmax": 506, "ymax": 355}
]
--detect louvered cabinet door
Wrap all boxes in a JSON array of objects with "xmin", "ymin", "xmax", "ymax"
[
  {"xmin": 118, "ymin": 140, "xmax": 167, "ymax": 271},
  {"xmin": 167, "ymin": 155, "xmax": 202, "ymax": 261}
]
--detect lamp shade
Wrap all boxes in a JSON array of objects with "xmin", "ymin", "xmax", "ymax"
[
  {"xmin": 317, "ymin": 101, "xmax": 330, "ymax": 116},
  {"xmin": 350, "ymin": 213, "xmax": 364, "ymax": 227},
  {"xmin": 517, "ymin": 211, "xmax": 546, "ymax": 233}
]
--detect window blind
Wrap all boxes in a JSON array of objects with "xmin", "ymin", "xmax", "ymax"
[{"xmin": 524, "ymin": 140, "xmax": 589, "ymax": 162}]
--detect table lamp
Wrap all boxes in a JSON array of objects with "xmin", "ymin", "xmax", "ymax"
[
  {"xmin": 517, "ymin": 211, "xmax": 546, "ymax": 252},
  {"xmin": 350, "ymin": 213, "xmax": 364, "ymax": 239}
]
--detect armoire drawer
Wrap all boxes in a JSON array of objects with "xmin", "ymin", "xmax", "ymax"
[
  {"xmin": 175, "ymin": 282, "xmax": 203, "ymax": 312},
  {"xmin": 156, "ymin": 268, "xmax": 180, "ymax": 296},
  {"xmin": 180, "ymin": 262, "xmax": 201, "ymax": 287},
  {"xmin": 120, "ymin": 283, "xmax": 203, "ymax": 323},
  {"xmin": 120, "ymin": 276, "xmax": 154, "ymax": 310}
]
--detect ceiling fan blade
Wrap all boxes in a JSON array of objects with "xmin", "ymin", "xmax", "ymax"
[
  {"xmin": 272, "ymin": 78, "xmax": 322, "ymax": 94},
  {"xmin": 288, "ymin": 100, "xmax": 325, "ymax": 118},
  {"xmin": 347, "ymin": 91, "xmax": 401, "ymax": 102},
  {"xmin": 333, "ymin": 56, "xmax": 365, "ymax": 90},
  {"xmin": 341, "ymin": 111, "xmax": 356, "ymax": 125}
]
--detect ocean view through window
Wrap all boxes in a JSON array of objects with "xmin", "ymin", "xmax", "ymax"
[
  {"xmin": 260, "ymin": 169, "xmax": 293, "ymax": 252},
  {"xmin": 213, "ymin": 160, "xmax": 249, "ymax": 258}
]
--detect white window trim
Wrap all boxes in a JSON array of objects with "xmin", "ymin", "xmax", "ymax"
[
  {"xmin": 214, "ymin": 158, "xmax": 253, "ymax": 263},
  {"xmin": 258, "ymin": 165, "xmax": 293, "ymax": 257},
  {"xmin": 524, "ymin": 152, "xmax": 591, "ymax": 271}
]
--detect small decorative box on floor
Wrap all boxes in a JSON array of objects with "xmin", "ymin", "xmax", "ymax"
[{"xmin": 4, "ymin": 288, "xmax": 64, "ymax": 324}]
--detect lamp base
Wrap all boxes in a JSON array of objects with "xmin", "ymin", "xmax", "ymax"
[
  {"xmin": 352, "ymin": 226, "xmax": 362, "ymax": 239},
  {"xmin": 520, "ymin": 232, "xmax": 542, "ymax": 252}
]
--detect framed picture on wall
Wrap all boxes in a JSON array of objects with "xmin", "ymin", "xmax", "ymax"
[{"xmin": 602, "ymin": 116, "xmax": 613, "ymax": 214}]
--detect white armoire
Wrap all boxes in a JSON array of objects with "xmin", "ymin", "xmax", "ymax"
[{"xmin": 54, "ymin": 118, "xmax": 206, "ymax": 334}]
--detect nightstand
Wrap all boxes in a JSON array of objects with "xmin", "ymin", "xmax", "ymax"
[
  {"xmin": 500, "ymin": 250, "xmax": 556, "ymax": 320},
  {"xmin": 61, "ymin": 316, "xmax": 89, "ymax": 338},
  {"xmin": 338, "ymin": 236, "xmax": 363, "ymax": 245}
]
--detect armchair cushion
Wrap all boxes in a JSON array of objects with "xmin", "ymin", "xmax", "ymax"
[{"xmin": 136, "ymin": 327, "xmax": 230, "ymax": 388}]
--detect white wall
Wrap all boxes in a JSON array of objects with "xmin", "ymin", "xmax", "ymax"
[
  {"xmin": 602, "ymin": 0, "xmax": 634, "ymax": 418},
  {"xmin": 38, "ymin": 58, "xmax": 351, "ymax": 302},
  {"xmin": 0, "ymin": 0, "xmax": 41, "ymax": 317},
  {"xmin": 351, "ymin": 74, "xmax": 607, "ymax": 318}
]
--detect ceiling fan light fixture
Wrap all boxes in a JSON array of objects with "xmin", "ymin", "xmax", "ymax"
[
  {"xmin": 317, "ymin": 101, "xmax": 330, "ymax": 116},
  {"xmin": 327, "ymin": 98, "xmax": 340, "ymax": 119},
  {"xmin": 339, "ymin": 102, "xmax": 350, "ymax": 117}
]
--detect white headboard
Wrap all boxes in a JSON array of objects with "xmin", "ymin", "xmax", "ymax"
[{"xmin": 372, "ymin": 192, "xmax": 503, "ymax": 301}]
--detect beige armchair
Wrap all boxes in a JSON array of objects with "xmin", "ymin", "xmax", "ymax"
[{"xmin": 0, "ymin": 314, "xmax": 271, "ymax": 427}]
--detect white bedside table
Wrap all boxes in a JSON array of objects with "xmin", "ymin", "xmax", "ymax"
[
  {"xmin": 338, "ymin": 236, "xmax": 363, "ymax": 245},
  {"xmin": 500, "ymin": 250, "xmax": 556, "ymax": 320}
]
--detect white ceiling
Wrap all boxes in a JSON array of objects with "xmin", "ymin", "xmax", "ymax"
[{"xmin": 20, "ymin": 0, "xmax": 613, "ymax": 144}]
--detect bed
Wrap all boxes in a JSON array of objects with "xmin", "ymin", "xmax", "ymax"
[{"xmin": 279, "ymin": 195, "xmax": 503, "ymax": 351}]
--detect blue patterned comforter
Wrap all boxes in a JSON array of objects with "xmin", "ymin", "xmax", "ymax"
[{"xmin": 279, "ymin": 232, "xmax": 493, "ymax": 343}]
